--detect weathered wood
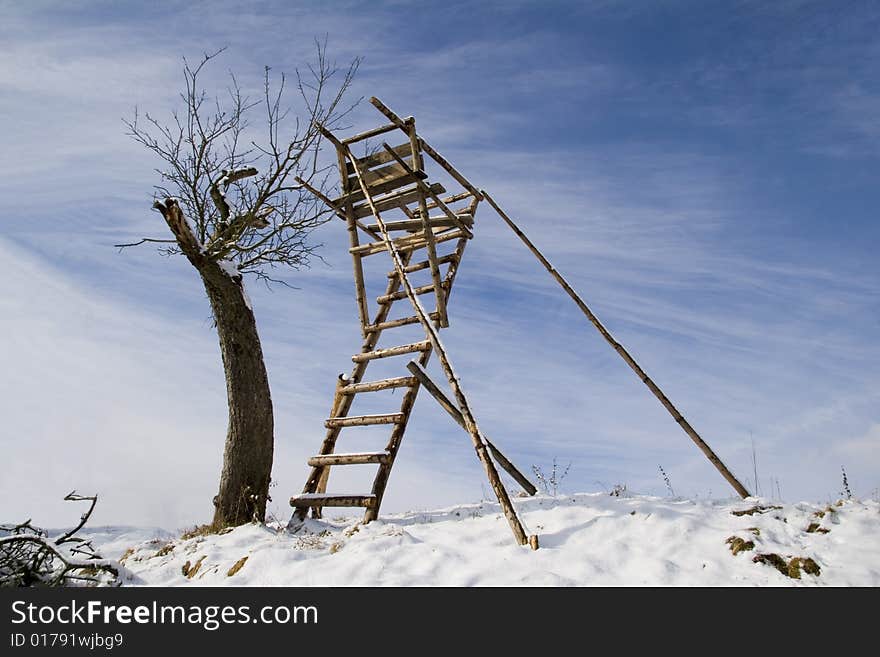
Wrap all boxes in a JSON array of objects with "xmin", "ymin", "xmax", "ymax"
[
  {"xmin": 365, "ymin": 312, "xmax": 441, "ymax": 333},
  {"xmin": 364, "ymin": 215, "xmax": 473, "ymax": 233},
  {"xmin": 342, "ymin": 120, "xmax": 409, "ymax": 145},
  {"xmin": 328, "ymin": 139, "xmax": 372, "ymax": 338},
  {"xmin": 308, "ymin": 452, "xmax": 391, "ymax": 467},
  {"xmin": 325, "ymin": 413, "xmax": 405, "ymax": 428},
  {"xmin": 351, "ymin": 183, "xmax": 446, "ymax": 219},
  {"xmin": 377, "ymin": 281, "xmax": 445, "ymax": 305},
  {"xmin": 415, "ymin": 191, "xmax": 474, "ymax": 215},
  {"xmin": 442, "ymin": 225, "xmax": 473, "ymax": 291},
  {"xmin": 387, "ymin": 253, "xmax": 458, "ymax": 278},
  {"xmin": 290, "ymin": 494, "xmax": 376, "ymax": 508},
  {"xmin": 339, "ymin": 376, "xmax": 418, "ymax": 394},
  {"xmin": 332, "ymin": 169, "xmax": 422, "ymax": 207},
  {"xmin": 482, "ymin": 190, "xmax": 750, "ymax": 500},
  {"xmin": 346, "ymin": 142, "xmax": 413, "ymax": 175},
  {"xmin": 316, "ymin": 123, "xmax": 345, "ymax": 149},
  {"xmin": 368, "ymin": 98, "xmax": 478, "ymax": 201},
  {"xmin": 351, "ymin": 340, "xmax": 432, "ymax": 363},
  {"xmin": 346, "ymin": 160, "xmax": 425, "ymax": 190},
  {"xmin": 380, "ymin": 142, "xmax": 473, "ymax": 239},
  {"xmin": 347, "ymin": 144, "xmax": 534, "ymax": 547},
  {"xmin": 382, "ymin": 141, "xmax": 446, "ymax": 326},
  {"xmin": 351, "ymin": 227, "xmax": 468, "ymax": 257},
  {"xmin": 312, "ymin": 373, "xmax": 351, "ymax": 517},
  {"xmin": 292, "ymin": 251, "xmax": 416, "ymax": 523},
  {"xmin": 405, "ymin": 361, "xmax": 538, "ymax": 496},
  {"xmin": 365, "ymin": 349, "xmax": 430, "ymax": 522}
]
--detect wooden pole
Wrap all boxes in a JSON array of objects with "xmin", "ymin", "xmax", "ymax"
[
  {"xmin": 312, "ymin": 373, "xmax": 350, "ymax": 518},
  {"xmin": 400, "ymin": 125, "xmax": 447, "ymax": 328},
  {"xmin": 325, "ymin": 139, "xmax": 371, "ymax": 338},
  {"xmin": 346, "ymin": 146, "xmax": 537, "ymax": 548},
  {"xmin": 482, "ymin": 191, "xmax": 750, "ymax": 499}
]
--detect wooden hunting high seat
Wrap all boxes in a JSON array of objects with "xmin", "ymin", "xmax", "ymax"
[{"xmin": 289, "ymin": 98, "xmax": 538, "ymax": 547}]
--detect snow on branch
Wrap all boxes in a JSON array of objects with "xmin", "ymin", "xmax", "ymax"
[{"xmin": 0, "ymin": 492, "xmax": 120, "ymax": 587}]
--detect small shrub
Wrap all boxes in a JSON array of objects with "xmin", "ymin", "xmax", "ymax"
[
  {"xmin": 840, "ymin": 466, "xmax": 853, "ymax": 500},
  {"xmin": 532, "ymin": 458, "xmax": 572, "ymax": 496},
  {"xmin": 609, "ymin": 484, "xmax": 627, "ymax": 497},
  {"xmin": 153, "ymin": 543, "xmax": 174, "ymax": 558},
  {"xmin": 658, "ymin": 465, "xmax": 675, "ymax": 497}
]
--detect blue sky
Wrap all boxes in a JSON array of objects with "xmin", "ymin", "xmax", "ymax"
[{"xmin": 1, "ymin": 0, "xmax": 878, "ymax": 528}]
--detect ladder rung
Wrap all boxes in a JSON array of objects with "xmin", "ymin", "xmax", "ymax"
[
  {"xmin": 377, "ymin": 282, "xmax": 444, "ymax": 305},
  {"xmin": 413, "ymin": 190, "xmax": 475, "ymax": 214},
  {"xmin": 351, "ymin": 228, "xmax": 467, "ymax": 257},
  {"xmin": 364, "ymin": 312, "xmax": 440, "ymax": 333},
  {"xmin": 387, "ymin": 253, "xmax": 458, "ymax": 277},
  {"xmin": 340, "ymin": 377, "xmax": 418, "ymax": 394},
  {"xmin": 308, "ymin": 452, "xmax": 391, "ymax": 466},
  {"xmin": 352, "ymin": 340, "xmax": 431, "ymax": 362},
  {"xmin": 290, "ymin": 494, "xmax": 377, "ymax": 508},
  {"xmin": 364, "ymin": 215, "xmax": 473, "ymax": 233},
  {"xmin": 324, "ymin": 413, "xmax": 405, "ymax": 428}
]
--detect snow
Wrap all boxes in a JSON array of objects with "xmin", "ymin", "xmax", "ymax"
[
  {"xmin": 216, "ymin": 258, "xmax": 253, "ymax": 311},
  {"xmin": 217, "ymin": 258, "xmax": 241, "ymax": 279},
  {"xmin": 87, "ymin": 493, "xmax": 880, "ymax": 586}
]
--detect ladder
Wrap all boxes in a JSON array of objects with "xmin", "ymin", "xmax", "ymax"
[{"xmin": 290, "ymin": 98, "xmax": 538, "ymax": 547}]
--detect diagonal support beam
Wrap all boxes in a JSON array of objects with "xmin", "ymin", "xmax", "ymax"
[
  {"xmin": 482, "ymin": 190, "xmax": 750, "ymax": 499},
  {"xmin": 406, "ymin": 360, "xmax": 537, "ymax": 496}
]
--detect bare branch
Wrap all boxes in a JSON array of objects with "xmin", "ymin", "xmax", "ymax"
[
  {"xmin": 1, "ymin": 492, "xmax": 120, "ymax": 587},
  {"xmin": 55, "ymin": 491, "xmax": 98, "ymax": 545},
  {"xmin": 114, "ymin": 237, "xmax": 178, "ymax": 250},
  {"xmin": 125, "ymin": 41, "xmax": 360, "ymax": 286}
]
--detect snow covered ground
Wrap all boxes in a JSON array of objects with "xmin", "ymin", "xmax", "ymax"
[{"xmin": 86, "ymin": 493, "xmax": 879, "ymax": 587}]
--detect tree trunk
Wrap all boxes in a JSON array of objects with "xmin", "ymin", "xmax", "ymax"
[
  {"xmin": 154, "ymin": 199, "xmax": 274, "ymax": 527},
  {"xmin": 200, "ymin": 262, "xmax": 274, "ymax": 528}
]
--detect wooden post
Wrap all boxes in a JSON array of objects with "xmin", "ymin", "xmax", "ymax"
[
  {"xmin": 400, "ymin": 125, "xmax": 447, "ymax": 328},
  {"xmin": 482, "ymin": 190, "xmax": 751, "ymax": 499},
  {"xmin": 312, "ymin": 373, "xmax": 350, "ymax": 518},
  {"xmin": 317, "ymin": 123, "xmax": 372, "ymax": 336},
  {"xmin": 346, "ymin": 146, "xmax": 537, "ymax": 548}
]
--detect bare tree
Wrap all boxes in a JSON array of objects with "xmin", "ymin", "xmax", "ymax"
[{"xmin": 122, "ymin": 43, "xmax": 359, "ymax": 527}]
